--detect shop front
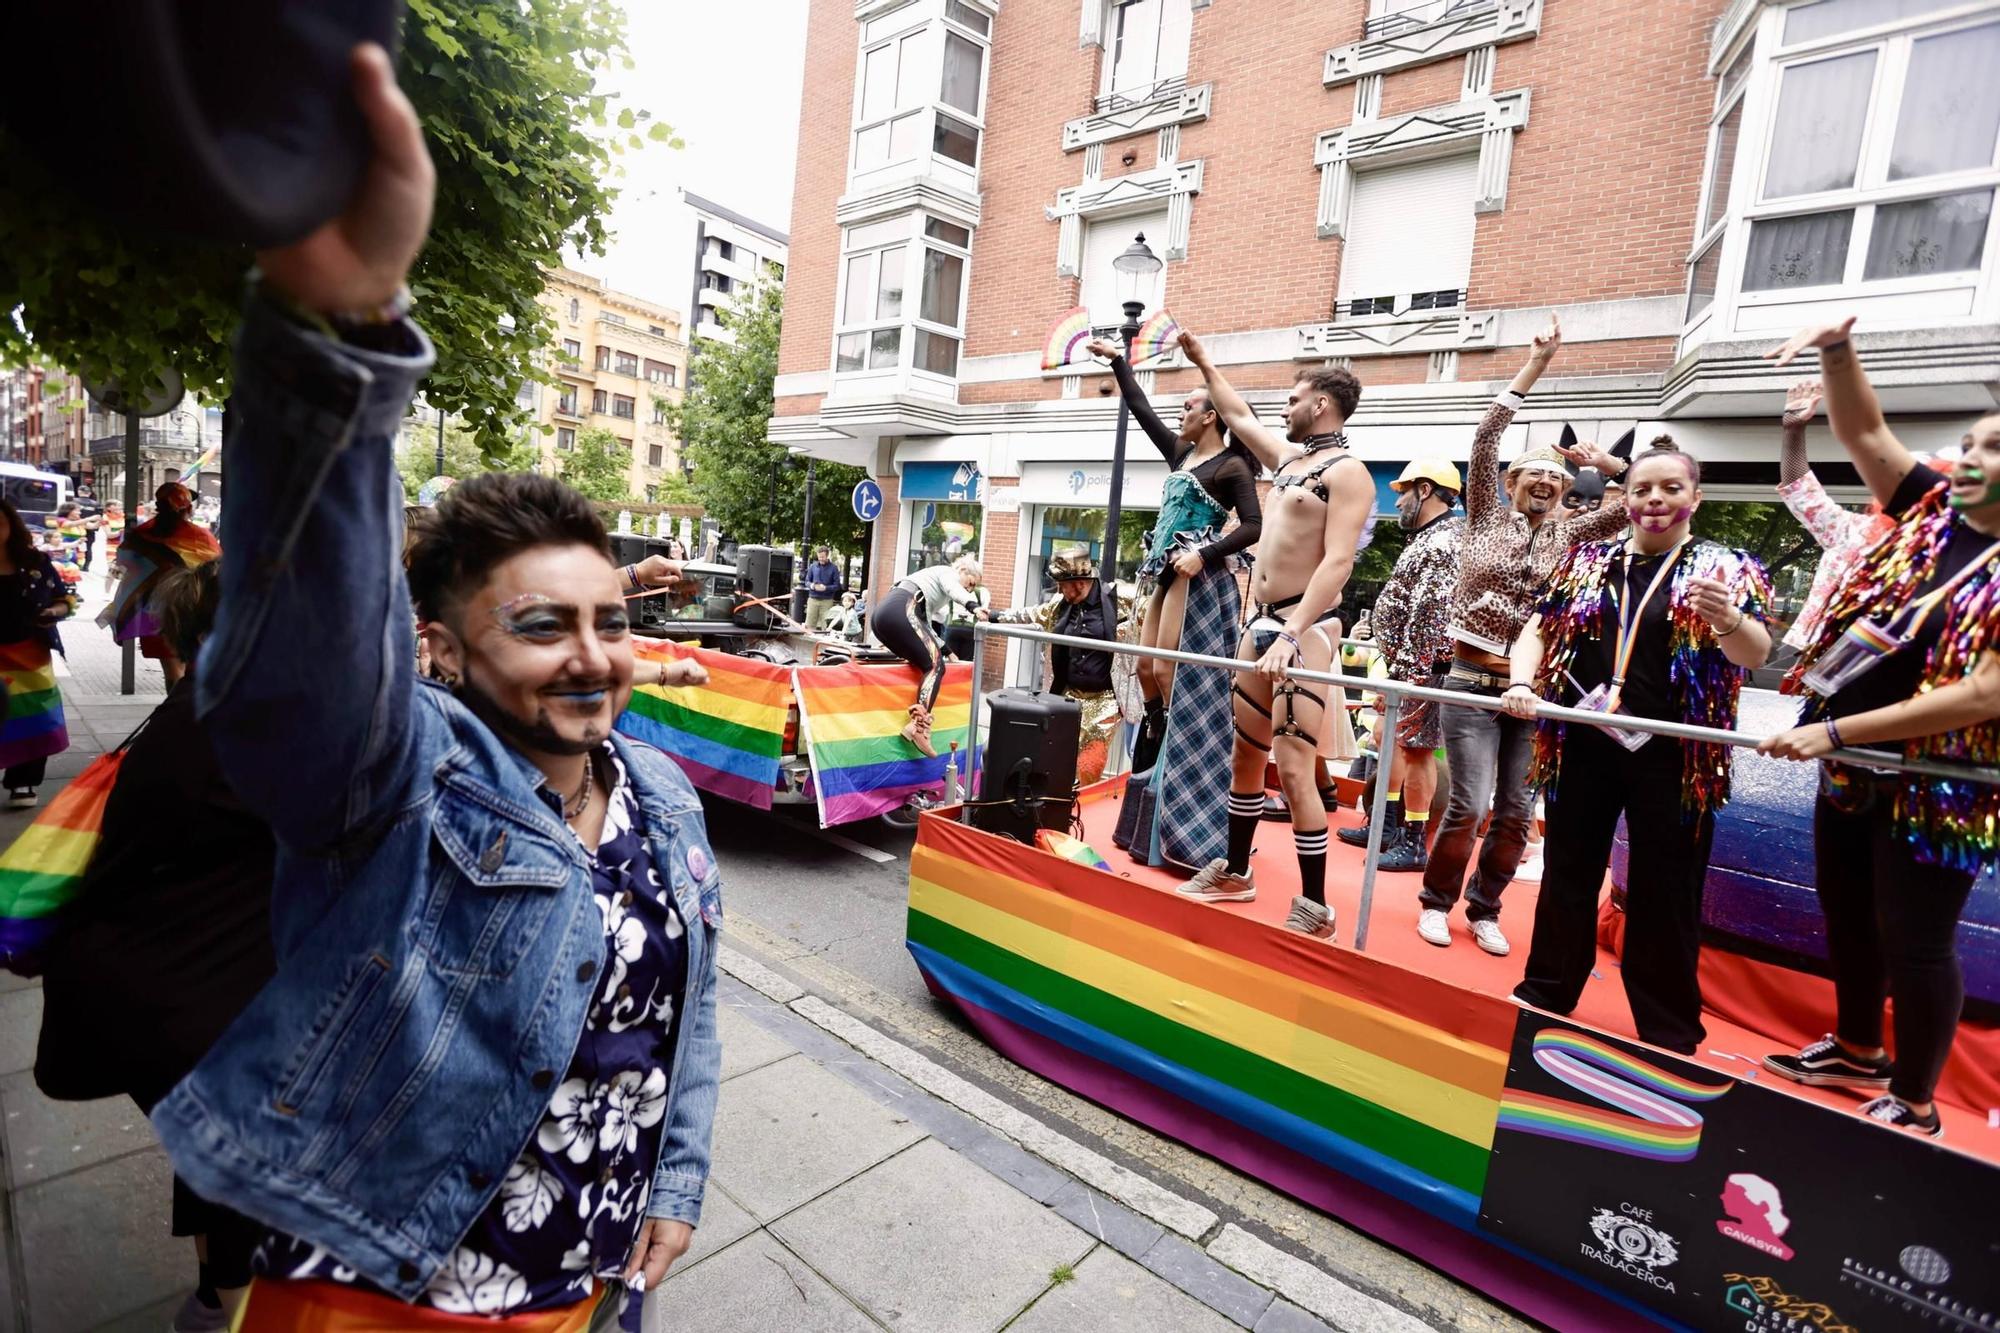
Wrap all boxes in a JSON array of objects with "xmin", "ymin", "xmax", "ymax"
[{"xmin": 898, "ymin": 459, "xmax": 985, "ymax": 575}]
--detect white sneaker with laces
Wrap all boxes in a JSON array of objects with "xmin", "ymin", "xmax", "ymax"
[
  {"xmin": 1417, "ymin": 908, "xmax": 1450, "ymax": 947},
  {"xmin": 1471, "ymin": 918, "xmax": 1511, "ymax": 956},
  {"xmin": 1513, "ymin": 847, "xmax": 1544, "ymax": 883}
]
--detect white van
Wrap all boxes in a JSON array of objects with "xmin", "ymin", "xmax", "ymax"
[{"xmin": 0, "ymin": 462, "xmax": 70, "ymax": 522}]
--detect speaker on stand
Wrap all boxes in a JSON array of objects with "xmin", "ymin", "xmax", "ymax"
[
  {"xmin": 608, "ymin": 534, "xmax": 679, "ymax": 632},
  {"xmin": 967, "ymin": 689, "xmax": 1081, "ymax": 845},
  {"xmin": 733, "ymin": 545, "xmax": 795, "ymax": 629}
]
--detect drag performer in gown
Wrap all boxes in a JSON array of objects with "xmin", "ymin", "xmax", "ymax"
[{"xmin": 1085, "ymin": 339, "xmax": 1264, "ymax": 873}]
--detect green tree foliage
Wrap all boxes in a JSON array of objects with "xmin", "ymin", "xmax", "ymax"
[
  {"xmin": 561, "ymin": 426, "xmax": 634, "ymax": 503},
  {"xmin": 0, "ymin": 0, "xmax": 678, "ymax": 458},
  {"xmin": 667, "ymin": 282, "xmax": 869, "ymax": 554},
  {"xmin": 394, "ymin": 414, "xmax": 539, "ymax": 499}
]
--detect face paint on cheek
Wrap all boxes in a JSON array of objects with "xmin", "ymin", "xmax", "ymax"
[{"xmin": 1949, "ymin": 465, "xmax": 1999, "ymax": 511}]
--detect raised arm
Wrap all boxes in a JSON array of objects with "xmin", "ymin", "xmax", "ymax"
[
  {"xmin": 1174, "ymin": 329, "xmax": 1295, "ymax": 474},
  {"xmin": 1768, "ymin": 317, "xmax": 1915, "ymax": 508},
  {"xmin": 1774, "ymin": 379, "xmax": 1877, "ymax": 551},
  {"xmin": 1468, "ymin": 315, "xmax": 1563, "ymax": 525},
  {"xmin": 1088, "ymin": 338, "xmax": 1180, "ymax": 462},
  {"xmin": 197, "ymin": 45, "xmax": 436, "ymax": 853}
]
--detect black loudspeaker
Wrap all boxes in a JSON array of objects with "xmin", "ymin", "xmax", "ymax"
[
  {"xmin": 969, "ymin": 689, "xmax": 1081, "ymax": 845},
  {"xmin": 733, "ymin": 545, "xmax": 795, "ymax": 629},
  {"xmin": 608, "ymin": 534, "xmax": 677, "ymax": 632}
]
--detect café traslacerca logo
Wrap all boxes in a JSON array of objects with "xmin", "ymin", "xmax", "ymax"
[
  {"xmin": 1582, "ymin": 1203, "xmax": 1679, "ymax": 1292},
  {"xmin": 1722, "ymin": 1274, "xmax": 1856, "ymax": 1333}
]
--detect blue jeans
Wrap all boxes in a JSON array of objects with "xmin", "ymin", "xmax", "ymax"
[{"xmin": 1418, "ymin": 673, "xmax": 1536, "ymax": 922}]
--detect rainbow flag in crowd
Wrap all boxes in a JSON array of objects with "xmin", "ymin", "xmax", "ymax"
[
  {"xmin": 617, "ymin": 641, "xmax": 791, "ymax": 810},
  {"xmin": 0, "ymin": 750, "xmax": 124, "ymax": 973},
  {"xmin": 795, "ymin": 661, "xmax": 975, "ymax": 826},
  {"xmin": 0, "ymin": 641, "xmax": 69, "ymax": 772}
]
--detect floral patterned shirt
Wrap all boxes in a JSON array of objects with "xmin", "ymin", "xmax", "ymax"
[
  {"xmin": 1372, "ymin": 513, "xmax": 1462, "ymax": 684},
  {"xmin": 1776, "ymin": 473, "xmax": 1892, "ymax": 652},
  {"xmin": 256, "ymin": 747, "xmax": 687, "ymax": 1327}
]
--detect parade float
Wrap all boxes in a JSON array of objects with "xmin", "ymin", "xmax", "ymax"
[{"xmin": 904, "ymin": 767, "xmax": 2000, "ymax": 1331}]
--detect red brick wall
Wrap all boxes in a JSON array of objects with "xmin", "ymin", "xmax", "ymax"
[{"xmin": 775, "ymin": 0, "xmax": 857, "ymax": 385}]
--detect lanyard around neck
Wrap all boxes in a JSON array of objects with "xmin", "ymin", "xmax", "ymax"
[
  {"xmin": 1607, "ymin": 538, "xmax": 1687, "ymax": 710},
  {"xmin": 1884, "ymin": 536, "xmax": 2000, "ymax": 645}
]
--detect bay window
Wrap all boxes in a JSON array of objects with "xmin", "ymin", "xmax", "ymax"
[
  {"xmin": 850, "ymin": 1, "xmax": 990, "ymax": 179},
  {"xmin": 1726, "ymin": 7, "xmax": 2000, "ymax": 305},
  {"xmin": 833, "ymin": 212, "xmax": 972, "ymax": 380}
]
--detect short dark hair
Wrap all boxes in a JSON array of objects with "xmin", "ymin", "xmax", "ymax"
[
  {"xmin": 406, "ymin": 473, "xmax": 610, "ymax": 623},
  {"xmin": 1297, "ymin": 366, "xmax": 1363, "ymax": 422},
  {"xmin": 1628, "ymin": 435, "xmax": 1700, "ymax": 486}
]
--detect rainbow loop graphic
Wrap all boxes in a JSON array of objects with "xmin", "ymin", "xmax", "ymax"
[
  {"xmin": 1042, "ymin": 307, "xmax": 1093, "ymax": 371},
  {"xmin": 1496, "ymin": 1029, "xmax": 1733, "ymax": 1162}
]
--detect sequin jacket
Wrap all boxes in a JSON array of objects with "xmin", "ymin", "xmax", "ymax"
[
  {"xmin": 1530, "ymin": 539, "xmax": 1771, "ymax": 818},
  {"xmin": 1372, "ymin": 513, "xmax": 1463, "ymax": 684},
  {"xmin": 1448, "ymin": 392, "xmax": 1632, "ymax": 656},
  {"xmin": 1789, "ymin": 485, "xmax": 2000, "ymax": 873}
]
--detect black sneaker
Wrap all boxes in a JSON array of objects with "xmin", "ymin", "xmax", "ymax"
[
  {"xmin": 1336, "ymin": 822, "xmax": 1372, "ymax": 847},
  {"xmin": 1762, "ymin": 1034, "xmax": 1891, "ymax": 1090},
  {"xmin": 1859, "ymin": 1094, "xmax": 1942, "ymax": 1139},
  {"xmin": 1376, "ymin": 834, "xmax": 1428, "ymax": 872},
  {"xmin": 1261, "ymin": 795, "xmax": 1290, "ymax": 822}
]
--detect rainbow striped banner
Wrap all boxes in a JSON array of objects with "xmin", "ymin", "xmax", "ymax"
[
  {"xmin": 1494, "ymin": 1028, "xmax": 1732, "ymax": 1162},
  {"xmin": 617, "ymin": 642, "xmax": 791, "ymax": 809},
  {"xmin": 907, "ymin": 814, "xmax": 1511, "ymax": 1220},
  {"xmin": 0, "ymin": 749, "xmax": 124, "ymax": 972},
  {"xmin": 795, "ymin": 661, "xmax": 975, "ymax": 827},
  {"xmin": 0, "ymin": 640, "xmax": 69, "ymax": 772}
]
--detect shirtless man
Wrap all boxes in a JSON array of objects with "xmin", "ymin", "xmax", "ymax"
[{"xmin": 1174, "ymin": 331, "xmax": 1375, "ymax": 941}]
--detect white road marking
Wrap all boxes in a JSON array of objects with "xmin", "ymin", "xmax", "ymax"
[{"xmin": 808, "ymin": 824, "xmax": 898, "ymax": 863}]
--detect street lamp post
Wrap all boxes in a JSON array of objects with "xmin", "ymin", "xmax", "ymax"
[
  {"xmin": 434, "ymin": 405, "xmax": 446, "ymax": 478},
  {"xmin": 1101, "ymin": 233, "xmax": 1163, "ymax": 599}
]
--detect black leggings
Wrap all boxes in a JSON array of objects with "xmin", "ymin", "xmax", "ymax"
[
  {"xmin": 871, "ymin": 587, "xmax": 948, "ymax": 714},
  {"xmin": 1813, "ymin": 784, "xmax": 1977, "ymax": 1104}
]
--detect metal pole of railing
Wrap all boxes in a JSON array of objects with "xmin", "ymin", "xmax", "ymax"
[
  {"xmin": 980, "ymin": 623, "xmax": 2000, "ymax": 788},
  {"xmin": 1353, "ymin": 692, "xmax": 1399, "ymax": 953},
  {"xmin": 966, "ymin": 619, "xmax": 985, "ymax": 810}
]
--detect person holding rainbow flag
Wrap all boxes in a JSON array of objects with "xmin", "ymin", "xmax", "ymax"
[{"xmin": 100, "ymin": 482, "xmax": 221, "ymax": 687}]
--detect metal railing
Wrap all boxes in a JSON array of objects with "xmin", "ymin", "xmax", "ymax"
[{"xmin": 966, "ymin": 621, "xmax": 1997, "ymax": 953}]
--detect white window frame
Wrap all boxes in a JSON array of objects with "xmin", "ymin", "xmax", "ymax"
[
  {"xmin": 1098, "ymin": 0, "xmax": 1192, "ymax": 109},
  {"xmin": 830, "ymin": 212, "xmax": 975, "ymax": 382},
  {"xmin": 1689, "ymin": 2, "xmax": 2000, "ymax": 335},
  {"xmin": 848, "ymin": 2, "xmax": 991, "ymax": 184},
  {"xmin": 1684, "ymin": 37, "xmax": 1753, "ymax": 325}
]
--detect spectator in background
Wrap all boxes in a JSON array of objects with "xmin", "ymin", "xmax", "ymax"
[
  {"xmin": 0, "ymin": 495, "xmax": 77, "ymax": 808},
  {"xmin": 102, "ymin": 482, "xmax": 221, "ymax": 689},
  {"xmin": 37, "ymin": 562, "xmax": 272, "ymax": 1332},
  {"xmin": 803, "ymin": 544, "xmax": 845, "ymax": 631}
]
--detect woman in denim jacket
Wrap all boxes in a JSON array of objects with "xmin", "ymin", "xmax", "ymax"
[{"xmin": 148, "ymin": 48, "xmax": 720, "ymax": 1331}]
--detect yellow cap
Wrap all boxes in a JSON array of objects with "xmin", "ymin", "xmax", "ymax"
[{"xmin": 1390, "ymin": 457, "xmax": 1463, "ymax": 494}]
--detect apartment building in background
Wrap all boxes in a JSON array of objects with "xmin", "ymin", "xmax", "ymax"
[
  {"xmin": 531, "ymin": 267, "xmax": 690, "ymax": 498},
  {"xmin": 684, "ymin": 190, "xmax": 791, "ymax": 348},
  {"xmin": 769, "ymin": 0, "xmax": 2000, "ymax": 682}
]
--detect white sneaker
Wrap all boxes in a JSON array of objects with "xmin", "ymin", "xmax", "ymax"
[
  {"xmin": 1471, "ymin": 918, "xmax": 1511, "ymax": 956},
  {"xmin": 6, "ymin": 788, "xmax": 36, "ymax": 810},
  {"xmin": 1514, "ymin": 848, "xmax": 1544, "ymax": 883},
  {"xmin": 1179, "ymin": 859, "xmax": 1257, "ymax": 903},
  {"xmin": 1417, "ymin": 908, "xmax": 1450, "ymax": 947}
]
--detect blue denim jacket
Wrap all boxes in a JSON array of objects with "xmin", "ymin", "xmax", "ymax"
[{"xmin": 149, "ymin": 296, "xmax": 722, "ymax": 1302}]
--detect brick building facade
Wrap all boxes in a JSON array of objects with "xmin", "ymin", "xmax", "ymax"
[{"xmin": 771, "ymin": 0, "xmax": 2000, "ymax": 681}]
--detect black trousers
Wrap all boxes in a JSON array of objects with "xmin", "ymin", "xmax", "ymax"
[
  {"xmin": 870, "ymin": 587, "xmax": 948, "ymax": 714},
  {"xmin": 1813, "ymin": 780, "xmax": 1976, "ymax": 1104},
  {"xmin": 1515, "ymin": 727, "xmax": 1714, "ymax": 1054},
  {"xmin": 4, "ymin": 757, "xmax": 47, "ymax": 790}
]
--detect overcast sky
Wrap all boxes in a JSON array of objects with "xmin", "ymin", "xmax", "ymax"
[{"xmin": 566, "ymin": 1, "xmax": 811, "ymax": 319}]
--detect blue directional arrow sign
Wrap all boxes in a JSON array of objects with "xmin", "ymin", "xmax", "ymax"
[{"xmin": 852, "ymin": 477, "xmax": 884, "ymax": 522}]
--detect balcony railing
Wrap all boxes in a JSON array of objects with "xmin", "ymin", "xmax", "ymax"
[
  {"xmin": 87, "ymin": 429, "xmax": 201, "ymax": 459},
  {"xmin": 1093, "ymin": 74, "xmax": 1187, "ymax": 116},
  {"xmin": 1363, "ymin": 0, "xmax": 1496, "ymax": 40}
]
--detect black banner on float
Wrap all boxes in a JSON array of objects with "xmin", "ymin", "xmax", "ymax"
[{"xmin": 1477, "ymin": 1011, "xmax": 2000, "ymax": 1332}]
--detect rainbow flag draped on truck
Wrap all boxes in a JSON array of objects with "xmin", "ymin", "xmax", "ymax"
[
  {"xmin": 617, "ymin": 642, "xmax": 791, "ymax": 809},
  {"xmin": 795, "ymin": 661, "xmax": 975, "ymax": 826}
]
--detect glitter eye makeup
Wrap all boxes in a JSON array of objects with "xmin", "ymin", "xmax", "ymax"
[{"xmin": 492, "ymin": 594, "xmax": 568, "ymax": 637}]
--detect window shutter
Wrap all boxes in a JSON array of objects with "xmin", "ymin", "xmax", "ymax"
[{"xmin": 1337, "ymin": 153, "xmax": 1481, "ymax": 307}]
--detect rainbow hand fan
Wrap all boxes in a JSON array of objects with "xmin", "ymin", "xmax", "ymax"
[
  {"xmin": 1042, "ymin": 307, "xmax": 1094, "ymax": 370},
  {"xmin": 1131, "ymin": 311, "xmax": 1182, "ymax": 365}
]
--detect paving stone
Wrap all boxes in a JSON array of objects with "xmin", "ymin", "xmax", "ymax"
[
  {"xmin": 954, "ymin": 1126, "xmax": 1071, "ymax": 1204},
  {"xmin": 0, "ymin": 971, "xmax": 36, "ymax": 995},
  {"xmin": 94, "ymin": 1291, "xmax": 194, "ymax": 1333},
  {"xmin": 0, "ymin": 989, "xmax": 43, "ymax": 1077},
  {"xmin": 717, "ymin": 1003, "xmax": 796, "ymax": 1082},
  {"xmin": 15, "ymin": 1148, "xmax": 186, "ymax": 1331},
  {"xmin": 774, "ymin": 1137, "xmax": 1092, "ymax": 1333},
  {"xmin": 1254, "ymin": 1297, "xmax": 1339, "ymax": 1333},
  {"xmin": 1008, "ymin": 1246, "xmax": 1241, "ymax": 1333},
  {"xmin": 676, "ymin": 1181, "xmax": 759, "ymax": 1274},
  {"xmin": 1136, "ymin": 1233, "xmax": 1275, "ymax": 1330},
  {"xmin": 0, "ymin": 1071, "xmax": 157, "ymax": 1188},
  {"xmin": 1047, "ymin": 1180, "xmax": 1165, "ymax": 1262},
  {"xmin": 646, "ymin": 1231, "xmax": 877, "ymax": 1333},
  {"xmin": 0, "ymin": 1203, "xmax": 13, "ymax": 1333},
  {"xmin": 706, "ymin": 1053, "xmax": 924, "ymax": 1221}
]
